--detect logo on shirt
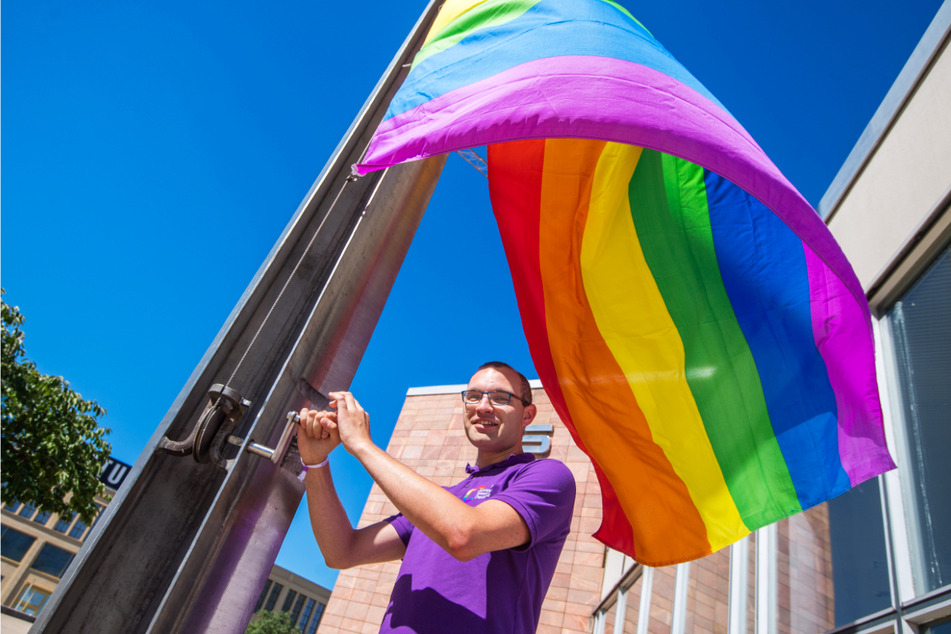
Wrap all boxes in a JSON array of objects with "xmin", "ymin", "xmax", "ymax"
[{"xmin": 463, "ymin": 485, "xmax": 495, "ymax": 501}]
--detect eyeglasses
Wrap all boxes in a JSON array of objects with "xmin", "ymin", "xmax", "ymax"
[{"xmin": 461, "ymin": 389, "xmax": 528, "ymax": 406}]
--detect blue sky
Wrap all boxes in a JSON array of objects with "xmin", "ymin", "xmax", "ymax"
[{"xmin": 3, "ymin": 0, "xmax": 944, "ymax": 591}]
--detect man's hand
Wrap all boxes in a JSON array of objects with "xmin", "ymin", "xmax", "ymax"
[
  {"xmin": 296, "ymin": 408, "xmax": 340, "ymax": 465},
  {"xmin": 328, "ymin": 391, "xmax": 375, "ymax": 456},
  {"xmin": 297, "ymin": 399, "xmax": 406, "ymax": 569}
]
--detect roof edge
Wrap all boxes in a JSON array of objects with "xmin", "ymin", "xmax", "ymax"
[
  {"xmin": 818, "ymin": 0, "xmax": 951, "ymax": 221},
  {"xmin": 406, "ymin": 379, "xmax": 543, "ymax": 396}
]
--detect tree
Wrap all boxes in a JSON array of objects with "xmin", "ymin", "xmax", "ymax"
[
  {"xmin": 245, "ymin": 610, "xmax": 302, "ymax": 634},
  {"xmin": 1, "ymin": 291, "xmax": 111, "ymax": 523}
]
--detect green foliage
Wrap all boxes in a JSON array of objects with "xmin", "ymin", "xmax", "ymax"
[
  {"xmin": 1, "ymin": 291, "xmax": 111, "ymax": 523},
  {"xmin": 245, "ymin": 610, "xmax": 302, "ymax": 634}
]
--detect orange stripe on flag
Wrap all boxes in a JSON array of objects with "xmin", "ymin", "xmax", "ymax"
[
  {"xmin": 535, "ymin": 139, "xmax": 711, "ymax": 564},
  {"xmin": 489, "ymin": 140, "xmax": 636, "ymax": 555}
]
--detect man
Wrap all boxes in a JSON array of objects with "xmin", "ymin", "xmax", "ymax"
[{"xmin": 297, "ymin": 361, "xmax": 576, "ymax": 633}]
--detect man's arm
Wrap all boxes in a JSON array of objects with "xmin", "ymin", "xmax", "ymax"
[
  {"xmin": 297, "ymin": 408, "xmax": 406, "ymax": 569},
  {"xmin": 329, "ymin": 392, "xmax": 532, "ymax": 562}
]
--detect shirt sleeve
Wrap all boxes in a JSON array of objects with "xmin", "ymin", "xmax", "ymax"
[
  {"xmin": 385, "ymin": 513, "xmax": 414, "ymax": 546},
  {"xmin": 491, "ymin": 459, "xmax": 576, "ymax": 548}
]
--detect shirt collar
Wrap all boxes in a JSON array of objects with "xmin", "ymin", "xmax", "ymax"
[{"xmin": 465, "ymin": 452, "xmax": 535, "ymax": 475}]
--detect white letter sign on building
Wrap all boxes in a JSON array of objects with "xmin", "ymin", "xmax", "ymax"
[{"xmin": 522, "ymin": 424, "xmax": 554, "ymax": 457}]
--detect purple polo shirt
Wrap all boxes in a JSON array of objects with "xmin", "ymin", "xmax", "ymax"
[{"xmin": 380, "ymin": 453, "xmax": 576, "ymax": 633}]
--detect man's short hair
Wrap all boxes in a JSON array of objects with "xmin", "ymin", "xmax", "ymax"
[{"xmin": 477, "ymin": 361, "xmax": 533, "ymax": 405}]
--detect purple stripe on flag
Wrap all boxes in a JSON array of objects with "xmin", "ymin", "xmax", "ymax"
[
  {"xmin": 357, "ymin": 55, "xmax": 870, "ymax": 323},
  {"xmin": 804, "ymin": 245, "xmax": 894, "ymax": 485},
  {"xmin": 358, "ymin": 56, "xmax": 761, "ymax": 176}
]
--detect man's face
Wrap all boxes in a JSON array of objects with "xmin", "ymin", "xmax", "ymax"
[{"xmin": 462, "ymin": 367, "xmax": 536, "ymax": 460}]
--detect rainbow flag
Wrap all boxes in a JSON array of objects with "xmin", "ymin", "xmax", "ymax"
[{"xmin": 356, "ymin": 0, "xmax": 896, "ymax": 565}]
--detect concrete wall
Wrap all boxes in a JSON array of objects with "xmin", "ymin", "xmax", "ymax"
[{"xmin": 0, "ymin": 611, "xmax": 33, "ymax": 634}]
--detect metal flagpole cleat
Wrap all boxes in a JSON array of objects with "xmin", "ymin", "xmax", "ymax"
[{"xmin": 156, "ymin": 383, "xmax": 251, "ymax": 467}]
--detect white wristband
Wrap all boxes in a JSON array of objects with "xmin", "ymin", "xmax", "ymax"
[{"xmin": 299, "ymin": 456, "xmax": 329, "ymax": 480}]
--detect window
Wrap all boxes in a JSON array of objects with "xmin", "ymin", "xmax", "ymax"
[
  {"xmin": 33, "ymin": 510, "xmax": 52, "ymax": 526},
  {"xmin": 306, "ymin": 603, "xmax": 325, "ymax": 634},
  {"xmin": 54, "ymin": 512, "xmax": 76, "ymax": 533},
  {"xmin": 884, "ymin": 243, "xmax": 951, "ymax": 593},
  {"xmin": 263, "ymin": 582, "xmax": 283, "ymax": 611},
  {"xmin": 281, "ymin": 589, "xmax": 298, "ymax": 612},
  {"xmin": 290, "ymin": 593, "xmax": 306, "ymax": 625},
  {"xmin": 922, "ymin": 617, "xmax": 951, "ymax": 634},
  {"xmin": 30, "ymin": 543, "xmax": 75, "ymax": 578},
  {"xmin": 62, "ymin": 504, "xmax": 104, "ymax": 541},
  {"xmin": 827, "ymin": 478, "xmax": 891, "ymax": 625},
  {"xmin": 1, "ymin": 526, "xmax": 37, "ymax": 563},
  {"xmin": 14, "ymin": 585, "xmax": 51, "ymax": 617},
  {"xmin": 18, "ymin": 502, "xmax": 38, "ymax": 519},
  {"xmin": 89, "ymin": 503, "xmax": 105, "ymax": 529},
  {"xmin": 298, "ymin": 598, "xmax": 316, "ymax": 631},
  {"xmin": 68, "ymin": 517, "xmax": 89, "ymax": 540},
  {"xmin": 4, "ymin": 500, "xmax": 22, "ymax": 513},
  {"xmin": 255, "ymin": 580, "xmax": 272, "ymax": 612}
]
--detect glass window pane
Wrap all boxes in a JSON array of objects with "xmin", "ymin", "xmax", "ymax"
[
  {"xmin": 306, "ymin": 603, "xmax": 325, "ymax": 634},
  {"xmin": 1, "ymin": 526, "xmax": 37, "ymax": 563},
  {"xmin": 4, "ymin": 500, "xmax": 22, "ymax": 513},
  {"xmin": 264, "ymin": 582, "xmax": 283, "ymax": 611},
  {"xmin": 18, "ymin": 502, "xmax": 37, "ymax": 519},
  {"xmin": 922, "ymin": 616, "xmax": 951, "ymax": 633},
  {"xmin": 290, "ymin": 594, "xmax": 306, "ymax": 625},
  {"xmin": 885, "ymin": 244, "xmax": 951, "ymax": 593},
  {"xmin": 33, "ymin": 510, "xmax": 52, "ymax": 526},
  {"xmin": 54, "ymin": 512, "xmax": 76, "ymax": 533},
  {"xmin": 299, "ymin": 597, "xmax": 316, "ymax": 630},
  {"xmin": 30, "ymin": 543, "xmax": 75, "ymax": 578},
  {"xmin": 68, "ymin": 518, "xmax": 89, "ymax": 540},
  {"xmin": 828, "ymin": 478, "xmax": 891, "ymax": 625},
  {"xmin": 255, "ymin": 580, "xmax": 272, "ymax": 612},
  {"xmin": 281, "ymin": 589, "xmax": 297, "ymax": 612},
  {"xmin": 15, "ymin": 585, "xmax": 51, "ymax": 617},
  {"xmin": 89, "ymin": 504, "xmax": 105, "ymax": 529}
]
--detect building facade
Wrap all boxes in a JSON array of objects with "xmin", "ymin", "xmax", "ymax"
[
  {"xmin": 809, "ymin": 1, "xmax": 951, "ymax": 630},
  {"xmin": 1, "ymin": 497, "xmax": 107, "ymax": 630},
  {"xmin": 1, "ymin": 462, "xmax": 123, "ymax": 628},
  {"xmin": 252, "ymin": 564, "xmax": 332, "ymax": 633},
  {"xmin": 318, "ymin": 4, "xmax": 950, "ymax": 632},
  {"xmin": 1, "ymin": 457, "xmax": 331, "ymax": 633}
]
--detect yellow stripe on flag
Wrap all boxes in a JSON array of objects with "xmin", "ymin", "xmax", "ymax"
[
  {"xmin": 537, "ymin": 139, "xmax": 713, "ymax": 563},
  {"xmin": 581, "ymin": 142, "xmax": 747, "ymax": 550}
]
